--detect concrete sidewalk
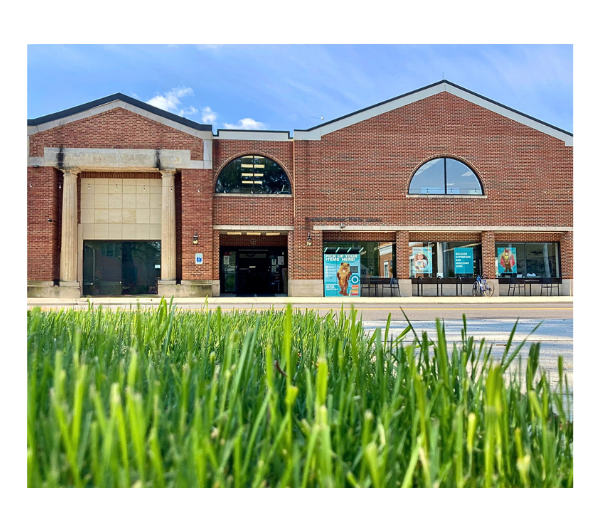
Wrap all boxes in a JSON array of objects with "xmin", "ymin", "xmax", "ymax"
[{"xmin": 28, "ymin": 295, "xmax": 573, "ymax": 309}]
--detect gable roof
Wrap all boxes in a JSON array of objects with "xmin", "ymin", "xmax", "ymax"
[
  {"xmin": 27, "ymin": 93, "xmax": 213, "ymax": 138},
  {"xmin": 294, "ymin": 80, "xmax": 573, "ymax": 146}
]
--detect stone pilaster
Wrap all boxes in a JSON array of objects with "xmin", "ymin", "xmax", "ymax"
[
  {"xmin": 59, "ymin": 168, "xmax": 79, "ymax": 287},
  {"xmin": 160, "ymin": 169, "xmax": 177, "ymax": 281}
]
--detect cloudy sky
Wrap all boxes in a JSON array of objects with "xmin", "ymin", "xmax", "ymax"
[{"xmin": 27, "ymin": 44, "xmax": 573, "ymax": 134}]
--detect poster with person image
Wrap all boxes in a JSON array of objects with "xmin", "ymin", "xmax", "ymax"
[
  {"xmin": 411, "ymin": 246, "xmax": 432, "ymax": 275},
  {"xmin": 324, "ymin": 253, "xmax": 361, "ymax": 297},
  {"xmin": 498, "ymin": 247, "xmax": 517, "ymax": 274}
]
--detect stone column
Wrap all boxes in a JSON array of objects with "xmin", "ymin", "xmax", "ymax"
[
  {"xmin": 160, "ymin": 169, "xmax": 177, "ymax": 282},
  {"xmin": 59, "ymin": 168, "xmax": 79, "ymax": 289}
]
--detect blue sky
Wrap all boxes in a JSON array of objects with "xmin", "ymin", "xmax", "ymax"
[{"xmin": 27, "ymin": 44, "xmax": 573, "ymax": 134}]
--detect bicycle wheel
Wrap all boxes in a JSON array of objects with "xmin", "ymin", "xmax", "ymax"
[
  {"xmin": 472, "ymin": 283, "xmax": 478, "ymax": 296},
  {"xmin": 484, "ymin": 282, "xmax": 495, "ymax": 297}
]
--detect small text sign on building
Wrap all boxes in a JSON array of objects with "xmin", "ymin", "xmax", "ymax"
[{"xmin": 195, "ymin": 253, "xmax": 203, "ymax": 265}]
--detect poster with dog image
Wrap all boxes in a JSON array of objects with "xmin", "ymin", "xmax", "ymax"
[{"xmin": 324, "ymin": 253, "xmax": 361, "ymax": 297}]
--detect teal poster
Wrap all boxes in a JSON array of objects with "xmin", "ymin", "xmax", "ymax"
[
  {"xmin": 324, "ymin": 254, "xmax": 361, "ymax": 297},
  {"xmin": 411, "ymin": 247, "xmax": 432, "ymax": 275},
  {"xmin": 498, "ymin": 247, "xmax": 517, "ymax": 274},
  {"xmin": 454, "ymin": 248, "xmax": 473, "ymax": 275}
]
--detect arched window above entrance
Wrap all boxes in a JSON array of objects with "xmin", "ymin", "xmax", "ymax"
[
  {"xmin": 215, "ymin": 155, "xmax": 292, "ymax": 194},
  {"xmin": 408, "ymin": 158, "xmax": 483, "ymax": 195}
]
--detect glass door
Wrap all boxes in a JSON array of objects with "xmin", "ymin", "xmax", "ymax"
[{"xmin": 222, "ymin": 250, "xmax": 237, "ymax": 293}]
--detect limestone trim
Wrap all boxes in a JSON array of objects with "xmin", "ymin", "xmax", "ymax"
[
  {"xmin": 37, "ymin": 147, "xmax": 206, "ymax": 171},
  {"xmin": 312, "ymin": 225, "xmax": 574, "ymax": 232},
  {"xmin": 214, "ymin": 130, "xmax": 292, "ymax": 141},
  {"xmin": 160, "ymin": 170, "xmax": 177, "ymax": 281},
  {"xmin": 59, "ymin": 168, "xmax": 80, "ymax": 284},
  {"xmin": 214, "ymin": 225, "xmax": 295, "ymax": 232}
]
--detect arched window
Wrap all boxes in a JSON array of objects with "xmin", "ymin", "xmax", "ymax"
[
  {"xmin": 215, "ymin": 155, "xmax": 292, "ymax": 194},
  {"xmin": 408, "ymin": 158, "xmax": 483, "ymax": 195}
]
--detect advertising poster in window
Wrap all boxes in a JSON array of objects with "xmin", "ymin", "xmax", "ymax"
[
  {"xmin": 324, "ymin": 254, "xmax": 361, "ymax": 297},
  {"xmin": 454, "ymin": 248, "xmax": 474, "ymax": 275},
  {"xmin": 498, "ymin": 247, "xmax": 517, "ymax": 274},
  {"xmin": 411, "ymin": 247, "xmax": 432, "ymax": 275}
]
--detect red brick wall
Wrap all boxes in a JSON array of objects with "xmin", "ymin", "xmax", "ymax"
[
  {"xmin": 322, "ymin": 231, "xmax": 396, "ymax": 242},
  {"xmin": 560, "ymin": 232, "xmax": 573, "ymax": 279},
  {"xmin": 482, "ymin": 231, "xmax": 496, "ymax": 278},
  {"xmin": 292, "ymin": 92, "xmax": 572, "ymax": 279},
  {"xmin": 213, "ymin": 196, "xmax": 293, "ymax": 226},
  {"xmin": 27, "ymin": 167, "xmax": 62, "ymax": 281},
  {"xmin": 180, "ymin": 169, "xmax": 213, "ymax": 280},
  {"xmin": 29, "ymin": 108, "xmax": 203, "ymax": 159},
  {"xmin": 220, "ymin": 234, "xmax": 288, "ymax": 247}
]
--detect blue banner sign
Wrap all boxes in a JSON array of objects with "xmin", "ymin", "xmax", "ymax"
[
  {"xmin": 454, "ymin": 248, "xmax": 473, "ymax": 275},
  {"xmin": 324, "ymin": 254, "xmax": 361, "ymax": 297}
]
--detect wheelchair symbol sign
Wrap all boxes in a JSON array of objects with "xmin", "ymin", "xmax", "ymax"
[{"xmin": 195, "ymin": 253, "xmax": 203, "ymax": 265}]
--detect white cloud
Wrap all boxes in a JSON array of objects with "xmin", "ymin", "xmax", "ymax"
[
  {"xmin": 146, "ymin": 87, "xmax": 194, "ymax": 114},
  {"xmin": 178, "ymin": 106, "xmax": 198, "ymax": 117},
  {"xmin": 201, "ymin": 106, "xmax": 217, "ymax": 124},
  {"xmin": 223, "ymin": 118, "xmax": 267, "ymax": 130}
]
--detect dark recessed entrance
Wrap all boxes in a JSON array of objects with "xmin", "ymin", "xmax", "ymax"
[
  {"xmin": 221, "ymin": 247, "xmax": 288, "ymax": 295},
  {"xmin": 83, "ymin": 241, "xmax": 161, "ymax": 296}
]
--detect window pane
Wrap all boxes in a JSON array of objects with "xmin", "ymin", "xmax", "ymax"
[
  {"xmin": 409, "ymin": 241, "xmax": 436, "ymax": 278},
  {"xmin": 216, "ymin": 155, "xmax": 292, "ymax": 194},
  {"xmin": 408, "ymin": 158, "xmax": 445, "ymax": 194},
  {"xmin": 525, "ymin": 243, "xmax": 559, "ymax": 277},
  {"xmin": 445, "ymin": 159, "xmax": 482, "ymax": 195},
  {"xmin": 323, "ymin": 241, "xmax": 396, "ymax": 277}
]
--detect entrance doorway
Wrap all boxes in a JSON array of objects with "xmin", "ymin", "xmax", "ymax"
[
  {"xmin": 83, "ymin": 241, "xmax": 161, "ymax": 296},
  {"xmin": 221, "ymin": 247, "xmax": 287, "ymax": 295}
]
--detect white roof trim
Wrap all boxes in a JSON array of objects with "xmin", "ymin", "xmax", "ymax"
[
  {"xmin": 295, "ymin": 82, "xmax": 573, "ymax": 146},
  {"xmin": 214, "ymin": 130, "xmax": 291, "ymax": 141},
  {"xmin": 28, "ymin": 100, "xmax": 214, "ymax": 140}
]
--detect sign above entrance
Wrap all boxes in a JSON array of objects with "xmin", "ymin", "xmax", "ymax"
[
  {"xmin": 195, "ymin": 253, "xmax": 204, "ymax": 265},
  {"xmin": 324, "ymin": 253, "xmax": 361, "ymax": 297}
]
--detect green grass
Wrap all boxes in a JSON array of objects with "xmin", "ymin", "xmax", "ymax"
[{"xmin": 27, "ymin": 299, "xmax": 573, "ymax": 487}]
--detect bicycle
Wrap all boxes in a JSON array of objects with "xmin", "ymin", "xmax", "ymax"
[{"xmin": 472, "ymin": 275, "xmax": 495, "ymax": 297}]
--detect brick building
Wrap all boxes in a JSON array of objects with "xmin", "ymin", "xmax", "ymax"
[{"xmin": 27, "ymin": 80, "xmax": 573, "ymax": 298}]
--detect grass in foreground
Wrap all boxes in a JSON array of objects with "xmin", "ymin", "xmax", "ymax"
[{"xmin": 27, "ymin": 300, "xmax": 572, "ymax": 487}]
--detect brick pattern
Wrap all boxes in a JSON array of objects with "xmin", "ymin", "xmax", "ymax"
[
  {"xmin": 180, "ymin": 169, "xmax": 213, "ymax": 280},
  {"xmin": 213, "ymin": 196, "xmax": 293, "ymax": 226},
  {"xmin": 560, "ymin": 232, "xmax": 573, "ymax": 279},
  {"xmin": 220, "ymin": 234, "xmax": 288, "ymax": 247},
  {"xmin": 494, "ymin": 232, "xmax": 562, "ymax": 242},
  {"xmin": 27, "ymin": 167, "xmax": 62, "ymax": 281},
  {"xmin": 292, "ymin": 92, "xmax": 572, "ymax": 280},
  {"xmin": 481, "ymin": 231, "xmax": 496, "ymax": 278},
  {"xmin": 29, "ymin": 107, "xmax": 203, "ymax": 159},
  {"xmin": 322, "ymin": 231, "xmax": 397, "ymax": 242},
  {"xmin": 396, "ymin": 231, "xmax": 410, "ymax": 279}
]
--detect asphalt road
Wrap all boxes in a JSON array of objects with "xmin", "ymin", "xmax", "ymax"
[{"xmin": 363, "ymin": 318, "xmax": 574, "ymax": 410}]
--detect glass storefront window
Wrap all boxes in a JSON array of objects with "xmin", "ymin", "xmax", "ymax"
[
  {"xmin": 495, "ymin": 242, "xmax": 560, "ymax": 278},
  {"xmin": 409, "ymin": 241, "xmax": 482, "ymax": 278},
  {"xmin": 323, "ymin": 241, "xmax": 396, "ymax": 277}
]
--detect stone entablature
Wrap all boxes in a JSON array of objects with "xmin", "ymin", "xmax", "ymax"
[{"xmin": 29, "ymin": 147, "xmax": 211, "ymax": 171}]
